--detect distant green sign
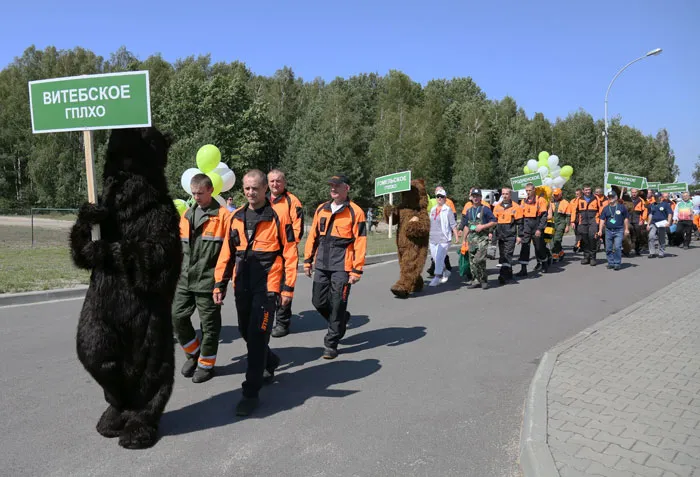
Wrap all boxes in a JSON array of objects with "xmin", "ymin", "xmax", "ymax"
[
  {"xmin": 29, "ymin": 71, "xmax": 151, "ymax": 133},
  {"xmin": 510, "ymin": 172, "xmax": 543, "ymax": 191},
  {"xmin": 606, "ymin": 172, "xmax": 646, "ymax": 189},
  {"xmin": 375, "ymin": 170, "xmax": 412, "ymax": 196},
  {"xmin": 658, "ymin": 183, "xmax": 688, "ymax": 193},
  {"xmin": 647, "ymin": 182, "xmax": 661, "ymax": 189}
]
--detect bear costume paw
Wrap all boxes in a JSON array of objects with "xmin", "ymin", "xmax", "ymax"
[
  {"xmin": 96, "ymin": 405, "xmax": 126, "ymax": 438},
  {"xmin": 118, "ymin": 418, "xmax": 158, "ymax": 450}
]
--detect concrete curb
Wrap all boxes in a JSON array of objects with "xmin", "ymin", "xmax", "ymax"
[
  {"xmin": 519, "ymin": 266, "xmax": 700, "ymax": 477},
  {"xmin": 0, "ymin": 286, "xmax": 89, "ymax": 307},
  {"xmin": 0, "ymin": 247, "xmax": 462, "ymax": 307}
]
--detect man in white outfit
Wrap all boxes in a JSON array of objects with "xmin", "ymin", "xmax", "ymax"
[{"xmin": 428, "ymin": 188, "xmax": 459, "ymax": 286}]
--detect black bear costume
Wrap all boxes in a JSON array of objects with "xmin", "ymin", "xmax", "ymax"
[{"xmin": 70, "ymin": 127, "xmax": 182, "ymax": 449}]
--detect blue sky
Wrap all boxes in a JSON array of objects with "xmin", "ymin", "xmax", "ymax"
[{"xmin": 4, "ymin": 0, "xmax": 699, "ymax": 181}]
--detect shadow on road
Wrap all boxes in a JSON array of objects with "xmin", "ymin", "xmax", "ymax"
[
  {"xmin": 161, "ymin": 358, "xmax": 382, "ymax": 435},
  {"xmin": 292, "ymin": 311, "xmax": 370, "ymax": 333},
  {"xmin": 340, "ymin": 326, "xmax": 427, "ymax": 354}
]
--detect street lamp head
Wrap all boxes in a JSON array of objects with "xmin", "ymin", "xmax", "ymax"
[{"xmin": 646, "ymin": 48, "xmax": 663, "ymax": 57}]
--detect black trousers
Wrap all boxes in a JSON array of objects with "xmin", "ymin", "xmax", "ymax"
[
  {"xmin": 577, "ymin": 222, "xmax": 598, "ymax": 260},
  {"xmin": 235, "ymin": 290, "xmax": 278, "ymax": 398},
  {"xmin": 498, "ymin": 235, "xmax": 516, "ymax": 278},
  {"xmin": 629, "ymin": 217, "xmax": 643, "ymax": 253},
  {"xmin": 312, "ymin": 270, "xmax": 352, "ymax": 349},
  {"xmin": 273, "ymin": 270, "xmax": 293, "ymax": 328},
  {"xmin": 518, "ymin": 221, "xmax": 547, "ymax": 265},
  {"xmin": 678, "ymin": 220, "xmax": 694, "ymax": 247}
]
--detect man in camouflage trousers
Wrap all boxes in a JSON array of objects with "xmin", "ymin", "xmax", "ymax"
[{"xmin": 460, "ymin": 189, "xmax": 497, "ymax": 290}]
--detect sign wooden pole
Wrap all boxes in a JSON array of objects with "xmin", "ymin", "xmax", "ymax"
[
  {"xmin": 388, "ymin": 193, "xmax": 393, "ymax": 239},
  {"xmin": 83, "ymin": 130, "xmax": 101, "ymax": 240}
]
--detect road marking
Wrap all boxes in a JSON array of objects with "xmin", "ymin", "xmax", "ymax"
[{"xmin": 0, "ymin": 296, "xmax": 84, "ymax": 309}]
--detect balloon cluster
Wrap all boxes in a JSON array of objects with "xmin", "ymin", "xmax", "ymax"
[
  {"xmin": 174, "ymin": 145, "xmax": 236, "ymax": 216},
  {"xmin": 523, "ymin": 151, "xmax": 574, "ymax": 189}
]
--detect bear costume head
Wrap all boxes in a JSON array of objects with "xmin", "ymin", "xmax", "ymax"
[
  {"xmin": 399, "ymin": 179, "xmax": 428, "ymax": 211},
  {"xmin": 103, "ymin": 128, "xmax": 173, "ymax": 189}
]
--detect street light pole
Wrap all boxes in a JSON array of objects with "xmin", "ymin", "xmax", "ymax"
[{"xmin": 604, "ymin": 48, "xmax": 662, "ymax": 186}]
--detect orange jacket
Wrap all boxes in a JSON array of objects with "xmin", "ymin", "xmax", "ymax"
[
  {"xmin": 629, "ymin": 197, "xmax": 649, "ymax": 225},
  {"xmin": 570, "ymin": 196, "xmax": 602, "ymax": 225},
  {"xmin": 214, "ymin": 201, "xmax": 298, "ymax": 298},
  {"xmin": 445, "ymin": 198, "xmax": 456, "ymax": 214},
  {"xmin": 304, "ymin": 200, "xmax": 367, "ymax": 279},
  {"xmin": 270, "ymin": 190, "xmax": 304, "ymax": 242},
  {"xmin": 549, "ymin": 199, "xmax": 571, "ymax": 218}
]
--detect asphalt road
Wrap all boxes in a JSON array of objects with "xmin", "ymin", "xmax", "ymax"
[{"xmin": 3, "ymin": 243, "xmax": 700, "ymax": 477}]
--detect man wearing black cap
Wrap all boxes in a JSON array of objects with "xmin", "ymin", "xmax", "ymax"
[
  {"xmin": 646, "ymin": 192, "xmax": 673, "ymax": 258},
  {"xmin": 598, "ymin": 190, "xmax": 630, "ymax": 270},
  {"xmin": 304, "ymin": 175, "xmax": 367, "ymax": 359},
  {"xmin": 461, "ymin": 188, "xmax": 497, "ymax": 289}
]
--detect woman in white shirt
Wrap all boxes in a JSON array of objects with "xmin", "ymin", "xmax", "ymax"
[{"xmin": 428, "ymin": 188, "xmax": 459, "ymax": 286}]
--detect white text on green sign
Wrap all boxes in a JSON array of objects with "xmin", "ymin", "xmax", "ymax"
[
  {"xmin": 510, "ymin": 172, "xmax": 543, "ymax": 191},
  {"xmin": 29, "ymin": 71, "xmax": 151, "ymax": 133},
  {"xmin": 606, "ymin": 173, "xmax": 646, "ymax": 189},
  {"xmin": 658, "ymin": 183, "xmax": 688, "ymax": 193},
  {"xmin": 375, "ymin": 171, "xmax": 412, "ymax": 196},
  {"xmin": 646, "ymin": 182, "xmax": 660, "ymax": 189}
]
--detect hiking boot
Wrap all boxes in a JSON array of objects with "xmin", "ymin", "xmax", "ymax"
[
  {"xmin": 534, "ymin": 262, "xmax": 543, "ymax": 272},
  {"xmin": 481, "ymin": 281, "xmax": 489, "ymax": 290},
  {"xmin": 516, "ymin": 267, "xmax": 528, "ymax": 278},
  {"xmin": 235, "ymin": 397, "xmax": 259, "ymax": 417},
  {"xmin": 648, "ymin": 254, "xmax": 657, "ymax": 259},
  {"xmin": 607, "ymin": 264, "xmax": 613, "ymax": 269},
  {"xmin": 263, "ymin": 353, "xmax": 280, "ymax": 384},
  {"xmin": 192, "ymin": 366, "xmax": 214, "ymax": 383},
  {"xmin": 467, "ymin": 281, "xmax": 481, "ymax": 289},
  {"xmin": 581, "ymin": 258, "xmax": 590, "ymax": 265},
  {"xmin": 498, "ymin": 275, "xmax": 506, "ymax": 285},
  {"xmin": 271, "ymin": 323, "xmax": 289, "ymax": 338},
  {"xmin": 181, "ymin": 354, "xmax": 199, "ymax": 378},
  {"xmin": 589, "ymin": 260, "xmax": 597, "ymax": 266},
  {"xmin": 322, "ymin": 347, "xmax": 338, "ymax": 360},
  {"xmin": 614, "ymin": 265, "xmax": 621, "ymax": 271}
]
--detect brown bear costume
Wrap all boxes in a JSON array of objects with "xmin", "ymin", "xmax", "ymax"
[{"xmin": 383, "ymin": 179, "xmax": 430, "ymax": 298}]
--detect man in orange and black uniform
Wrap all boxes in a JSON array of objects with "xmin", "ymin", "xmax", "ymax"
[
  {"xmin": 492, "ymin": 187, "xmax": 522, "ymax": 284},
  {"xmin": 516, "ymin": 182, "xmax": 549, "ymax": 276},
  {"xmin": 214, "ymin": 169, "xmax": 298, "ymax": 417},
  {"xmin": 305, "ymin": 174, "xmax": 367, "ymax": 360},
  {"xmin": 267, "ymin": 169, "xmax": 304, "ymax": 338},
  {"xmin": 628, "ymin": 188, "xmax": 648, "ymax": 256},
  {"xmin": 570, "ymin": 184, "xmax": 602, "ymax": 266},
  {"xmin": 570, "ymin": 188, "xmax": 583, "ymax": 253},
  {"xmin": 594, "ymin": 187, "xmax": 608, "ymax": 252}
]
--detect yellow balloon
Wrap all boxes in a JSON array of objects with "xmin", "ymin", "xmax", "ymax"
[
  {"xmin": 524, "ymin": 165, "xmax": 531, "ymax": 174},
  {"xmin": 207, "ymin": 172, "xmax": 223, "ymax": 196},
  {"xmin": 173, "ymin": 199, "xmax": 188, "ymax": 216},
  {"xmin": 196, "ymin": 145, "xmax": 221, "ymax": 173},
  {"xmin": 560, "ymin": 165, "xmax": 574, "ymax": 178},
  {"xmin": 538, "ymin": 151, "xmax": 550, "ymax": 163}
]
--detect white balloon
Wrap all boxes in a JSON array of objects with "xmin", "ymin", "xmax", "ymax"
[
  {"xmin": 212, "ymin": 163, "xmax": 231, "ymax": 176},
  {"xmin": 548, "ymin": 155, "xmax": 560, "ymax": 169},
  {"xmin": 221, "ymin": 170, "xmax": 236, "ymax": 192},
  {"xmin": 543, "ymin": 177, "xmax": 554, "ymax": 186},
  {"xmin": 537, "ymin": 166, "xmax": 549, "ymax": 177},
  {"xmin": 214, "ymin": 195, "xmax": 226, "ymax": 207},
  {"xmin": 692, "ymin": 196, "xmax": 700, "ymax": 207},
  {"xmin": 180, "ymin": 168, "xmax": 202, "ymax": 195},
  {"xmin": 550, "ymin": 166, "xmax": 561, "ymax": 177},
  {"xmin": 552, "ymin": 176, "xmax": 566, "ymax": 188},
  {"xmin": 527, "ymin": 159, "xmax": 538, "ymax": 172}
]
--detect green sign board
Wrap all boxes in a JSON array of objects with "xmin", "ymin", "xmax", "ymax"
[
  {"xmin": 510, "ymin": 172, "xmax": 543, "ymax": 191},
  {"xmin": 658, "ymin": 182, "xmax": 688, "ymax": 193},
  {"xmin": 606, "ymin": 172, "xmax": 646, "ymax": 189},
  {"xmin": 647, "ymin": 182, "xmax": 661, "ymax": 189},
  {"xmin": 29, "ymin": 71, "xmax": 151, "ymax": 133},
  {"xmin": 375, "ymin": 171, "xmax": 412, "ymax": 196}
]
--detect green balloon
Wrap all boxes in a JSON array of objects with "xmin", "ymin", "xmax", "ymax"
[
  {"xmin": 196, "ymin": 144, "xmax": 221, "ymax": 173},
  {"xmin": 173, "ymin": 199, "xmax": 188, "ymax": 216},
  {"xmin": 560, "ymin": 165, "xmax": 574, "ymax": 178},
  {"xmin": 524, "ymin": 165, "xmax": 531, "ymax": 174},
  {"xmin": 427, "ymin": 197, "xmax": 437, "ymax": 212},
  {"xmin": 207, "ymin": 171, "xmax": 223, "ymax": 196},
  {"xmin": 538, "ymin": 151, "xmax": 550, "ymax": 163}
]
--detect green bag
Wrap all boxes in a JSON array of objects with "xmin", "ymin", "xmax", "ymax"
[{"xmin": 459, "ymin": 252, "xmax": 472, "ymax": 280}]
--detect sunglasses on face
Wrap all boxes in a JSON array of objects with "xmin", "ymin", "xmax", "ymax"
[{"xmin": 436, "ymin": 195, "xmax": 446, "ymax": 198}]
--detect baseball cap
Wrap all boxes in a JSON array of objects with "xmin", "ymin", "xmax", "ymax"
[
  {"xmin": 606, "ymin": 189, "xmax": 617, "ymax": 198},
  {"xmin": 435, "ymin": 187, "xmax": 447, "ymax": 197},
  {"xmin": 328, "ymin": 174, "xmax": 350, "ymax": 186},
  {"xmin": 471, "ymin": 188, "xmax": 482, "ymax": 196},
  {"xmin": 552, "ymin": 188, "xmax": 562, "ymax": 195}
]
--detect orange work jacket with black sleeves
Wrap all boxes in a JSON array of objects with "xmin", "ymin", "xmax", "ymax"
[
  {"xmin": 214, "ymin": 201, "xmax": 298, "ymax": 298},
  {"xmin": 570, "ymin": 196, "xmax": 601, "ymax": 226},
  {"xmin": 304, "ymin": 200, "xmax": 367, "ymax": 279},
  {"xmin": 629, "ymin": 197, "xmax": 649, "ymax": 225},
  {"xmin": 269, "ymin": 189, "xmax": 304, "ymax": 242},
  {"xmin": 519, "ymin": 196, "xmax": 549, "ymax": 232},
  {"xmin": 492, "ymin": 201, "xmax": 523, "ymax": 238},
  {"xmin": 178, "ymin": 202, "xmax": 232, "ymax": 293}
]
